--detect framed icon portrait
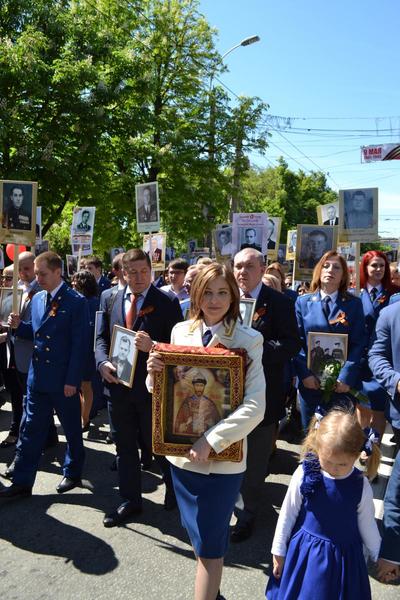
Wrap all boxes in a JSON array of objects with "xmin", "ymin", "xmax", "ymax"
[
  {"xmin": 239, "ymin": 298, "xmax": 256, "ymax": 327},
  {"xmin": 0, "ymin": 288, "xmax": 23, "ymax": 326},
  {"xmin": 152, "ymin": 343, "xmax": 246, "ymax": 462},
  {"xmin": 109, "ymin": 325, "xmax": 138, "ymax": 388},
  {"xmin": 307, "ymin": 332, "xmax": 348, "ymax": 379},
  {"xmin": 294, "ymin": 224, "xmax": 338, "ymax": 281},
  {"xmin": 135, "ymin": 181, "xmax": 160, "ymax": 233},
  {"xmin": 0, "ymin": 180, "xmax": 37, "ymax": 246}
]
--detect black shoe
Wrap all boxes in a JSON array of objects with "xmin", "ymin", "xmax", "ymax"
[
  {"xmin": 164, "ymin": 487, "xmax": 177, "ymax": 511},
  {"xmin": 0, "ymin": 434, "xmax": 18, "ymax": 448},
  {"xmin": 56, "ymin": 477, "xmax": 82, "ymax": 494},
  {"xmin": 103, "ymin": 501, "xmax": 142, "ymax": 528},
  {"xmin": 216, "ymin": 591, "xmax": 226, "ymax": 600},
  {"xmin": 0, "ymin": 483, "xmax": 32, "ymax": 499},
  {"xmin": 82, "ymin": 423, "xmax": 90, "ymax": 433},
  {"xmin": 4, "ymin": 458, "xmax": 16, "ymax": 479},
  {"xmin": 230, "ymin": 520, "xmax": 254, "ymax": 543}
]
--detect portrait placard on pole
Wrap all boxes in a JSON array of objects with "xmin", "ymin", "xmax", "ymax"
[{"xmin": 0, "ymin": 180, "xmax": 37, "ymax": 247}]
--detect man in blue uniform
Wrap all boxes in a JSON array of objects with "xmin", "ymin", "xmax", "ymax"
[{"xmin": 0, "ymin": 251, "xmax": 89, "ymax": 499}]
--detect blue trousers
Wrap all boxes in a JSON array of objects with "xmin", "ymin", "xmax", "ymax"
[
  {"xmin": 13, "ymin": 387, "xmax": 85, "ymax": 487},
  {"xmin": 380, "ymin": 449, "xmax": 400, "ymax": 563}
]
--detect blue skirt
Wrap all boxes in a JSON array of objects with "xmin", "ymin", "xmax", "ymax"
[{"xmin": 171, "ymin": 465, "xmax": 243, "ymax": 559}]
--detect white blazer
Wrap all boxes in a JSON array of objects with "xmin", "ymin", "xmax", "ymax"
[{"xmin": 166, "ymin": 319, "xmax": 266, "ymax": 475}]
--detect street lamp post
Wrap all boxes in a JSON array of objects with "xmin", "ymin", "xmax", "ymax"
[{"xmin": 206, "ymin": 35, "xmax": 260, "ymax": 247}]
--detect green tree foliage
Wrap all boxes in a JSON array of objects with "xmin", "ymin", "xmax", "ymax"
[{"xmin": 0, "ymin": 0, "xmax": 270, "ymax": 258}]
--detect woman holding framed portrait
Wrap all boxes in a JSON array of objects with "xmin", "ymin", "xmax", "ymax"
[
  {"xmin": 356, "ymin": 251, "xmax": 399, "ymax": 445},
  {"xmin": 147, "ymin": 263, "xmax": 265, "ymax": 600},
  {"xmin": 294, "ymin": 251, "xmax": 366, "ymax": 430}
]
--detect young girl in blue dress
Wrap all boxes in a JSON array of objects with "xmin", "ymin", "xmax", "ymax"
[{"xmin": 266, "ymin": 408, "xmax": 381, "ymax": 600}]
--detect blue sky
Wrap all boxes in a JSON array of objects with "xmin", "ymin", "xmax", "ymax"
[{"xmin": 199, "ymin": 0, "xmax": 400, "ymax": 237}]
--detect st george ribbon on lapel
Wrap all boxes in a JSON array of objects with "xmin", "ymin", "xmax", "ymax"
[
  {"xmin": 202, "ymin": 329, "xmax": 213, "ymax": 347},
  {"xmin": 322, "ymin": 296, "xmax": 331, "ymax": 321},
  {"xmin": 126, "ymin": 293, "xmax": 140, "ymax": 329},
  {"xmin": 370, "ymin": 287, "xmax": 377, "ymax": 302}
]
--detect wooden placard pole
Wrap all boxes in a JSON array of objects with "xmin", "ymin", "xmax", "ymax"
[
  {"xmin": 77, "ymin": 244, "xmax": 82, "ymax": 271},
  {"xmin": 12, "ymin": 244, "xmax": 20, "ymax": 313},
  {"xmin": 355, "ymin": 242, "xmax": 361, "ymax": 296}
]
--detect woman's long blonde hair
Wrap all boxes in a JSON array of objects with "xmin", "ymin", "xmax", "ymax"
[{"xmin": 302, "ymin": 408, "xmax": 380, "ymax": 480}]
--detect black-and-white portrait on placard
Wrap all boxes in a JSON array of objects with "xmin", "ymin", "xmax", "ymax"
[
  {"xmin": 339, "ymin": 188, "xmax": 378, "ymax": 242},
  {"xmin": 135, "ymin": 181, "xmax": 160, "ymax": 233},
  {"xmin": 317, "ymin": 201, "xmax": 339, "ymax": 226},
  {"xmin": 286, "ymin": 229, "xmax": 297, "ymax": 261},
  {"xmin": 0, "ymin": 288, "xmax": 23, "ymax": 326},
  {"xmin": 337, "ymin": 242, "xmax": 357, "ymax": 264},
  {"xmin": 110, "ymin": 325, "xmax": 138, "ymax": 388},
  {"xmin": 188, "ymin": 239, "xmax": 197, "ymax": 254},
  {"xmin": 214, "ymin": 226, "xmax": 234, "ymax": 257},
  {"xmin": 266, "ymin": 217, "xmax": 282, "ymax": 261},
  {"xmin": 66, "ymin": 254, "xmax": 78, "ymax": 278},
  {"xmin": 71, "ymin": 206, "xmax": 96, "ymax": 235},
  {"xmin": 110, "ymin": 247, "xmax": 125, "ymax": 260},
  {"xmin": 277, "ymin": 244, "xmax": 288, "ymax": 266},
  {"xmin": 35, "ymin": 239, "xmax": 49, "ymax": 257},
  {"xmin": 239, "ymin": 298, "xmax": 256, "ymax": 327},
  {"xmin": 240, "ymin": 226, "xmax": 262, "ymax": 252},
  {"xmin": 0, "ymin": 180, "xmax": 37, "ymax": 246},
  {"xmin": 295, "ymin": 224, "xmax": 338, "ymax": 280}
]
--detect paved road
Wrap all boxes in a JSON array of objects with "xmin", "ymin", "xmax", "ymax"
[{"xmin": 0, "ymin": 402, "xmax": 398, "ymax": 599}]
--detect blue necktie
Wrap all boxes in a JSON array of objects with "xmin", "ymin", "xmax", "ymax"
[
  {"xmin": 46, "ymin": 292, "xmax": 52, "ymax": 309},
  {"xmin": 322, "ymin": 296, "xmax": 331, "ymax": 321},
  {"xmin": 370, "ymin": 287, "xmax": 377, "ymax": 302},
  {"xmin": 202, "ymin": 329, "xmax": 212, "ymax": 347}
]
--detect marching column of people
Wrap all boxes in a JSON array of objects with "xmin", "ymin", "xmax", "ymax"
[{"xmin": 0, "ymin": 245, "xmax": 398, "ymax": 595}]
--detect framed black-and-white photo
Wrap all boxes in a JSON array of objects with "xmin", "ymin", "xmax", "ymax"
[
  {"xmin": 337, "ymin": 242, "xmax": 358, "ymax": 265},
  {"xmin": 277, "ymin": 244, "xmax": 288, "ymax": 266},
  {"xmin": 188, "ymin": 239, "xmax": 197, "ymax": 254},
  {"xmin": 35, "ymin": 240, "xmax": 49, "ymax": 257},
  {"xmin": 71, "ymin": 206, "xmax": 96, "ymax": 236},
  {"xmin": 286, "ymin": 229, "xmax": 297, "ymax": 261},
  {"xmin": 317, "ymin": 201, "xmax": 340, "ymax": 226},
  {"xmin": 239, "ymin": 298, "xmax": 256, "ymax": 327},
  {"xmin": 0, "ymin": 288, "xmax": 23, "ymax": 326},
  {"xmin": 239, "ymin": 226, "xmax": 263, "ymax": 253},
  {"xmin": 94, "ymin": 311, "xmax": 104, "ymax": 352},
  {"xmin": 339, "ymin": 188, "xmax": 378, "ymax": 242},
  {"xmin": 143, "ymin": 232, "xmax": 166, "ymax": 270},
  {"xmin": 110, "ymin": 325, "xmax": 138, "ymax": 388},
  {"xmin": 266, "ymin": 217, "xmax": 282, "ymax": 261},
  {"xmin": 214, "ymin": 225, "xmax": 234, "ymax": 258},
  {"xmin": 135, "ymin": 181, "xmax": 160, "ymax": 233},
  {"xmin": 295, "ymin": 224, "xmax": 338, "ymax": 281},
  {"xmin": 36, "ymin": 206, "xmax": 42, "ymax": 242},
  {"xmin": 71, "ymin": 234, "xmax": 92, "ymax": 256},
  {"xmin": 66, "ymin": 254, "xmax": 78, "ymax": 278},
  {"xmin": 307, "ymin": 332, "xmax": 348, "ymax": 379},
  {"xmin": 0, "ymin": 180, "xmax": 37, "ymax": 246},
  {"xmin": 110, "ymin": 247, "xmax": 125, "ymax": 261}
]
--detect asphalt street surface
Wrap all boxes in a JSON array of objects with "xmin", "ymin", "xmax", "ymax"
[{"xmin": 0, "ymin": 401, "xmax": 398, "ymax": 600}]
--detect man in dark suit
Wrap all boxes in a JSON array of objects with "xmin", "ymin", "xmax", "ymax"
[
  {"xmin": 85, "ymin": 256, "xmax": 111, "ymax": 296},
  {"xmin": 232, "ymin": 248, "xmax": 301, "ymax": 542},
  {"xmin": 0, "ymin": 252, "xmax": 89, "ymax": 499},
  {"xmin": 96, "ymin": 248, "xmax": 182, "ymax": 527},
  {"xmin": 323, "ymin": 205, "xmax": 339, "ymax": 226},
  {"xmin": 369, "ymin": 302, "xmax": 400, "ymax": 582}
]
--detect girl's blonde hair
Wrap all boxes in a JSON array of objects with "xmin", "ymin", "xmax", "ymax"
[{"xmin": 301, "ymin": 408, "xmax": 380, "ymax": 480}]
